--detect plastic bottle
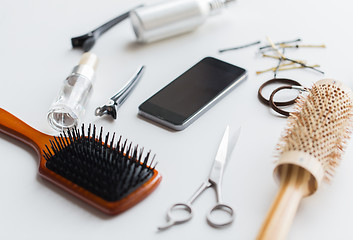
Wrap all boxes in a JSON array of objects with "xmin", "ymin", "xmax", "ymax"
[
  {"xmin": 47, "ymin": 52, "xmax": 98, "ymax": 131},
  {"xmin": 130, "ymin": 0, "xmax": 234, "ymax": 43}
]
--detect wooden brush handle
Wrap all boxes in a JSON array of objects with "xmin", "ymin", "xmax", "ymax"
[
  {"xmin": 0, "ymin": 108, "xmax": 50, "ymax": 152},
  {"xmin": 257, "ymin": 165, "xmax": 312, "ymax": 240}
]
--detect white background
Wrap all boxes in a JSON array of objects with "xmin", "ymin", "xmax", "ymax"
[{"xmin": 1, "ymin": 0, "xmax": 353, "ymax": 239}]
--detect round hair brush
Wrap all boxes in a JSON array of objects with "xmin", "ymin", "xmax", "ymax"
[
  {"xmin": 0, "ymin": 108, "xmax": 161, "ymax": 215},
  {"xmin": 257, "ymin": 79, "xmax": 353, "ymax": 240}
]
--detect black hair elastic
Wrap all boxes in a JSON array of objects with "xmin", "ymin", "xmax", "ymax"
[
  {"xmin": 258, "ymin": 78, "xmax": 302, "ymax": 106},
  {"xmin": 257, "ymin": 78, "xmax": 303, "ymax": 117},
  {"xmin": 269, "ymin": 85, "xmax": 307, "ymax": 116}
]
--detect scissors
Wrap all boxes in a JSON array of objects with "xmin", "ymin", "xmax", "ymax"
[{"xmin": 158, "ymin": 126, "xmax": 240, "ymax": 230}]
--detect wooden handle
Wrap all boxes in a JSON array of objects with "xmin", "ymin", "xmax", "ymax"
[
  {"xmin": 257, "ymin": 165, "xmax": 312, "ymax": 240},
  {"xmin": 0, "ymin": 108, "xmax": 50, "ymax": 152}
]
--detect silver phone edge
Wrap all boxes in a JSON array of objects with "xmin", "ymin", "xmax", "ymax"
[{"xmin": 138, "ymin": 71, "xmax": 248, "ymax": 131}]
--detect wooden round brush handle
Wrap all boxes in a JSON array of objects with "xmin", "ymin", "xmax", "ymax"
[{"xmin": 257, "ymin": 165, "xmax": 312, "ymax": 240}]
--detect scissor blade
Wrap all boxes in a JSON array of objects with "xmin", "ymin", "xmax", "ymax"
[
  {"xmin": 208, "ymin": 126, "xmax": 229, "ymax": 183},
  {"xmin": 215, "ymin": 126, "xmax": 229, "ymax": 164},
  {"xmin": 228, "ymin": 126, "xmax": 241, "ymax": 159}
]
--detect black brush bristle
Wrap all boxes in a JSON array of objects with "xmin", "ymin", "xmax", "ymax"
[{"xmin": 43, "ymin": 124, "xmax": 156, "ymax": 202}]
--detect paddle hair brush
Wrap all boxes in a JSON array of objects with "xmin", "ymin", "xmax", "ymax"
[
  {"xmin": 257, "ymin": 79, "xmax": 353, "ymax": 240},
  {"xmin": 0, "ymin": 108, "xmax": 161, "ymax": 215}
]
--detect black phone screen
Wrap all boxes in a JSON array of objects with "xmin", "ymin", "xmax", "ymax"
[{"xmin": 139, "ymin": 57, "xmax": 247, "ymax": 129}]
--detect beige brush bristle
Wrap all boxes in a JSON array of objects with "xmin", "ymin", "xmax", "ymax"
[
  {"xmin": 277, "ymin": 79, "xmax": 353, "ymax": 182},
  {"xmin": 258, "ymin": 79, "xmax": 353, "ymax": 240}
]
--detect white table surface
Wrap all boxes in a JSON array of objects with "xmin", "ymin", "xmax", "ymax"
[{"xmin": 1, "ymin": 0, "xmax": 353, "ymax": 239}]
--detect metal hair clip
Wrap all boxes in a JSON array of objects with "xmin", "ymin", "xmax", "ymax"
[{"xmin": 95, "ymin": 66, "xmax": 145, "ymax": 119}]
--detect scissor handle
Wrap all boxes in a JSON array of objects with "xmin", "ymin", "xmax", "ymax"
[
  {"xmin": 158, "ymin": 203, "xmax": 193, "ymax": 231},
  {"xmin": 206, "ymin": 203, "xmax": 234, "ymax": 228}
]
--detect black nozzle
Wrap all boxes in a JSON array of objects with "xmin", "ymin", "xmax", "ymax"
[{"xmin": 71, "ymin": 4, "xmax": 143, "ymax": 51}]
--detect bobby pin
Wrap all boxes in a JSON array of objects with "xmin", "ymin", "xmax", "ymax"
[
  {"xmin": 257, "ymin": 63, "xmax": 320, "ymax": 75},
  {"xmin": 258, "ymin": 38, "xmax": 301, "ymax": 51},
  {"xmin": 219, "ymin": 40, "xmax": 261, "ymax": 53},
  {"xmin": 281, "ymin": 56, "xmax": 323, "ymax": 74},
  {"xmin": 262, "ymin": 54, "xmax": 306, "ymax": 64},
  {"xmin": 273, "ymin": 48, "xmax": 285, "ymax": 78},
  {"xmin": 257, "ymin": 62, "xmax": 294, "ymax": 75},
  {"xmin": 278, "ymin": 44, "xmax": 326, "ymax": 49},
  {"xmin": 266, "ymin": 36, "xmax": 285, "ymax": 58},
  {"xmin": 265, "ymin": 36, "xmax": 324, "ymax": 74}
]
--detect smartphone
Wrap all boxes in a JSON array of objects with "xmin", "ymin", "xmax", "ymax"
[{"xmin": 138, "ymin": 57, "xmax": 247, "ymax": 130}]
